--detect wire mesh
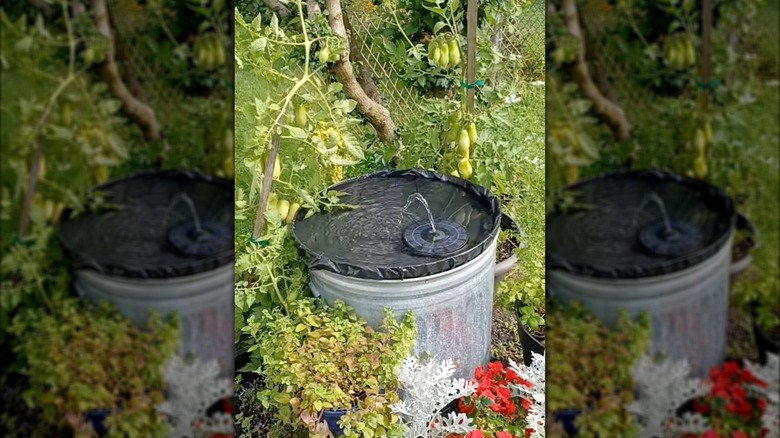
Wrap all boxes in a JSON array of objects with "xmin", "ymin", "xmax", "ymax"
[
  {"xmin": 344, "ymin": 0, "xmax": 545, "ymax": 129},
  {"xmin": 109, "ymin": 5, "xmax": 188, "ymax": 126}
]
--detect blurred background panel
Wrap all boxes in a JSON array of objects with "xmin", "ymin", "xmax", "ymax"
[
  {"xmin": 545, "ymin": 0, "xmax": 778, "ymax": 436},
  {"xmin": 1, "ymin": 1, "xmax": 234, "ymax": 437}
]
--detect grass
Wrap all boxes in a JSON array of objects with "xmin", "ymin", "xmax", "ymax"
[
  {"xmin": 482, "ymin": 79, "xmax": 546, "ymax": 317},
  {"xmin": 715, "ymin": 81, "xmax": 779, "ymax": 322}
]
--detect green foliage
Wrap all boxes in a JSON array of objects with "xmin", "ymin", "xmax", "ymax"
[
  {"xmin": 234, "ymin": 219, "xmax": 309, "ymax": 341},
  {"xmin": 9, "ymin": 298, "xmax": 180, "ymax": 437},
  {"xmin": 0, "ymin": 7, "xmax": 133, "ymax": 234},
  {"xmin": 242, "ymin": 298, "xmax": 416, "ymax": 438},
  {"xmin": 714, "ymin": 82, "xmax": 779, "ymax": 333},
  {"xmin": 233, "ymin": 2, "xmax": 369, "ymax": 322},
  {"xmin": 478, "ymin": 79, "xmax": 546, "ymax": 325},
  {"xmin": 547, "ymin": 301, "xmax": 651, "ymax": 438},
  {"xmin": 545, "ymin": 78, "xmax": 602, "ymax": 205},
  {"xmin": 0, "ymin": 225, "xmax": 69, "ymax": 335}
]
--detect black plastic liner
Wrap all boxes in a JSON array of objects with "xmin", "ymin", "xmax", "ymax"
[
  {"xmin": 57, "ymin": 170, "xmax": 233, "ymax": 279},
  {"xmin": 291, "ymin": 169, "xmax": 502, "ymax": 280},
  {"xmin": 547, "ymin": 169, "xmax": 735, "ymax": 279}
]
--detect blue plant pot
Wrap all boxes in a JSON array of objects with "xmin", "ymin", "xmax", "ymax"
[
  {"xmin": 85, "ymin": 409, "xmax": 112, "ymax": 437},
  {"xmin": 321, "ymin": 409, "xmax": 349, "ymax": 437},
  {"xmin": 555, "ymin": 409, "xmax": 581, "ymax": 436}
]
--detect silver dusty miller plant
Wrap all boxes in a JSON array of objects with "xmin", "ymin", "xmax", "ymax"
[
  {"xmin": 157, "ymin": 354, "xmax": 234, "ymax": 438},
  {"xmin": 391, "ymin": 355, "xmax": 478, "ymax": 438},
  {"xmin": 627, "ymin": 352, "xmax": 779, "ymax": 438},
  {"xmin": 509, "ymin": 352, "xmax": 546, "ymax": 438}
]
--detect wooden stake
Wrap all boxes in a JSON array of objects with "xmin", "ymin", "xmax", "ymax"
[
  {"xmin": 466, "ymin": 0, "xmax": 477, "ymax": 113},
  {"xmin": 700, "ymin": 0, "xmax": 713, "ymax": 112},
  {"xmin": 18, "ymin": 141, "xmax": 45, "ymax": 239},
  {"xmin": 252, "ymin": 113, "xmax": 286, "ymax": 240}
]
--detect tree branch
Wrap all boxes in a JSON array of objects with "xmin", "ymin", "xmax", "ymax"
[
  {"xmin": 26, "ymin": 0, "xmax": 53, "ymax": 18},
  {"xmin": 91, "ymin": 0, "xmax": 161, "ymax": 141},
  {"xmin": 580, "ymin": 16, "xmax": 619, "ymax": 104},
  {"xmin": 343, "ymin": 11, "xmax": 384, "ymax": 105},
  {"xmin": 306, "ymin": 0, "xmax": 321, "ymax": 19},
  {"xmin": 324, "ymin": 0, "xmax": 397, "ymax": 142},
  {"xmin": 561, "ymin": 0, "xmax": 631, "ymax": 141},
  {"xmin": 108, "ymin": 10, "xmax": 148, "ymax": 102},
  {"xmin": 263, "ymin": 0, "xmax": 291, "ymax": 18}
]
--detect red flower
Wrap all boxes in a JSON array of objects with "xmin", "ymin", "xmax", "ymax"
[
  {"xmin": 504, "ymin": 399, "xmax": 517, "ymax": 416},
  {"xmin": 495, "ymin": 386, "xmax": 512, "ymax": 403},
  {"xmin": 474, "ymin": 366, "xmax": 485, "ymax": 380},
  {"xmin": 488, "ymin": 361, "xmax": 504, "ymax": 375},
  {"xmin": 495, "ymin": 432, "xmax": 513, "ymax": 438},
  {"xmin": 505, "ymin": 368, "xmax": 519, "ymax": 383},
  {"xmin": 478, "ymin": 387, "xmax": 497, "ymax": 402},
  {"xmin": 522, "ymin": 398, "xmax": 532, "ymax": 411},
  {"xmin": 731, "ymin": 432, "xmax": 749, "ymax": 438},
  {"xmin": 693, "ymin": 397, "xmax": 711, "ymax": 414},
  {"xmin": 702, "ymin": 430, "xmax": 718, "ymax": 438},
  {"xmin": 459, "ymin": 398, "xmax": 475, "ymax": 415},
  {"xmin": 465, "ymin": 431, "xmax": 484, "ymax": 438}
]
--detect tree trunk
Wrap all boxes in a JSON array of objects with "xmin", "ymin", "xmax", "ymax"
[
  {"xmin": 262, "ymin": 0, "xmax": 290, "ymax": 18},
  {"xmin": 324, "ymin": 0, "xmax": 397, "ymax": 143},
  {"xmin": 560, "ymin": 0, "xmax": 631, "ymax": 141},
  {"xmin": 91, "ymin": 0, "xmax": 161, "ymax": 141},
  {"xmin": 343, "ymin": 12, "xmax": 384, "ymax": 105}
]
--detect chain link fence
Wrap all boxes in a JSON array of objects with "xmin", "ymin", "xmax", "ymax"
[
  {"xmin": 345, "ymin": 0, "xmax": 545, "ymax": 129},
  {"xmin": 576, "ymin": 0, "xmax": 776, "ymax": 127}
]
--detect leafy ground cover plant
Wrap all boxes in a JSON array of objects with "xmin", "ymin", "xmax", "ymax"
[
  {"xmin": 242, "ymin": 298, "xmax": 416, "ymax": 437},
  {"xmin": 9, "ymin": 298, "xmax": 180, "ymax": 437},
  {"xmin": 546, "ymin": 301, "xmax": 651, "ymax": 438}
]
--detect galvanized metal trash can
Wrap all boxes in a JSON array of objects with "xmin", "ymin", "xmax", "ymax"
[
  {"xmin": 57, "ymin": 170, "xmax": 234, "ymax": 378},
  {"xmin": 547, "ymin": 170, "xmax": 737, "ymax": 378},
  {"xmin": 292, "ymin": 169, "xmax": 502, "ymax": 379}
]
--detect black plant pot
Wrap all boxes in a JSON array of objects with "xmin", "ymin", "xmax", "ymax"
[
  {"xmin": 515, "ymin": 302, "xmax": 545, "ymax": 366},
  {"xmin": 555, "ymin": 409, "xmax": 581, "ymax": 436},
  {"xmin": 752, "ymin": 317, "xmax": 779, "ymax": 365},
  {"xmin": 85, "ymin": 409, "xmax": 111, "ymax": 437}
]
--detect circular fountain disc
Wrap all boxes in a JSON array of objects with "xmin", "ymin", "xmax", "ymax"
[
  {"xmin": 57, "ymin": 170, "xmax": 234, "ymax": 279},
  {"xmin": 168, "ymin": 220, "xmax": 232, "ymax": 257},
  {"xmin": 547, "ymin": 170, "xmax": 735, "ymax": 279},
  {"xmin": 403, "ymin": 219, "xmax": 468, "ymax": 257},
  {"xmin": 291, "ymin": 169, "xmax": 502, "ymax": 280},
  {"xmin": 638, "ymin": 220, "xmax": 703, "ymax": 257}
]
